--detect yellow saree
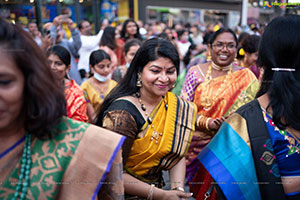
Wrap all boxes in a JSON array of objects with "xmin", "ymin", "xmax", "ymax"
[{"xmin": 125, "ymin": 92, "xmax": 197, "ymax": 183}]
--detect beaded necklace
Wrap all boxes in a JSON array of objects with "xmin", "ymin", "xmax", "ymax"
[
  {"xmin": 12, "ymin": 133, "xmax": 32, "ymax": 200},
  {"xmin": 134, "ymin": 92, "xmax": 168, "ymax": 143},
  {"xmin": 200, "ymin": 61, "xmax": 233, "ymax": 111}
]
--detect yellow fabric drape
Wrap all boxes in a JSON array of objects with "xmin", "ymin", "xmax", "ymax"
[
  {"xmin": 126, "ymin": 92, "xmax": 197, "ymax": 178},
  {"xmin": 81, "ymin": 79, "xmax": 117, "ymax": 112}
]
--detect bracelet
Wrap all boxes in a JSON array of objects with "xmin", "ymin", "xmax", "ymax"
[
  {"xmin": 171, "ymin": 187, "xmax": 185, "ymax": 192},
  {"xmin": 147, "ymin": 184, "xmax": 155, "ymax": 200},
  {"xmin": 196, "ymin": 115, "xmax": 204, "ymax": 128},
  {"xmin": 206, "ymin": 117, "xmax": 211, "ymax": 131}
]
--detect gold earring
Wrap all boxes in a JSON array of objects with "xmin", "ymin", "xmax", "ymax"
[
  {"xmin": 234, "ymin": 56, "xmax": 239, "ymax": 65},
  {"xmin": 207, "ymin": 50, "xmax": 212, "ymax": 62},
  {"xmin": 172, "ymin": 84, "xmax": 175, "ymax": 88},
  {"xmin": 136, "ymin": 73, "xmax": 142, "ymax": 88}
]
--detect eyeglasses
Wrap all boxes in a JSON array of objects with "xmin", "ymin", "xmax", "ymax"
[{"xmin": 212, "ymin": 42, "xmax": 236, "ymax": 50}]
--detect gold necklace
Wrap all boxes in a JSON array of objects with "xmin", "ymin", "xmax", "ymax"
[
  {"xmin": 211, "ymin": 61, "xmax": 232, "ymax": 71},
  {"xmin": 200, "ymin": 62, "xmax": 232, "ymax": 111},
  {"xmin": 134, "ymin": 92, "xmax": 165, "ymax": 144}
]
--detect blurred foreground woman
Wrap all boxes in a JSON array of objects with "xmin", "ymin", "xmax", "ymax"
[{"xmin": 0, "ymin": 18, "xmax": 124, "ymax": 200}]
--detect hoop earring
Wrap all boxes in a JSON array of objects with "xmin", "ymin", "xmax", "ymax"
[{"xmin": 136, "ymin": 73, "xmax": 142, "ymax": 88}]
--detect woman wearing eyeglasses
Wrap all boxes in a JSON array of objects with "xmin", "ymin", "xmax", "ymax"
[{"xmin": 181, "ymin": 28, "xmax": 260, "ymax": 198}]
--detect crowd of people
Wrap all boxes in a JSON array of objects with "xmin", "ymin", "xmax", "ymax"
[{"xmin": 0, "ymin": 12, "xmax": 300, "ymax": 200}]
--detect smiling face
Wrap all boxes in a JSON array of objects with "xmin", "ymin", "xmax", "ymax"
[
  {"xmin": 0, "ymin": 51, "xmax": 24, "ymax": 133},
  {"xmin": 140, "ymin": 57, "xmax": 177, "ymax": 99},
  {"xmin": 210, "ymin": 32, "xmax": 237, "ymax": 67},
  {"xmin": 48, "ymin": 54, "xmax": 69, "ymax": 82}
]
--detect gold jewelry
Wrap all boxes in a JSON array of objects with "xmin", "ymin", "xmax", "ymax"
[
  {"xmin": 206, "ymin": 50, "xmax": 212, "ymax": 61},
  {"xmin": 147, "ymin": 184, "xmax": 155, "ymax": 200},
  {"xmin": 211, "ymin": 61, "xmax": 232, "ymax": 71},
  {"xmin": 171, "ymin": 187, "xmax": 185, "ymax": 192},
  {"xmin": 200, "ymin": 62, "xmax": 232, "ymax": 111},
  {"xmin": 136, "ymin": 73, "xmax": 142, "ymax": 88},
  {"xmin": 196, "ymin": 115, "xmax": 210, "ymax": 131},
  {"xmin": 206, "ymin": 117, "xmax": 211, "ymax": 131},
  {"xmin": 135, "ymin": 92, "xmax": 166, "ymax": 144}
]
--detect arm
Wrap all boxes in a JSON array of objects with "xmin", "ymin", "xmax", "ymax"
[
  {"xmin": 169, "ymin": 157, "xmax": 186, "ymax": 190},
  {"xmin": 124, "ymin": 173, "xmax": 192, "ymax": 200},
  {"xmin": 67, "ymin": 19, "xmax": 82, "ymax": 55},
  {"xmin": 98, "ymin": 149, "xmax": 124, "ymax": 200}
]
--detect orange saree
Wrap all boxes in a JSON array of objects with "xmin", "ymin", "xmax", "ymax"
[{"xmin": 186, "ymin": 68, "xmax": 259, "ymax": 184}]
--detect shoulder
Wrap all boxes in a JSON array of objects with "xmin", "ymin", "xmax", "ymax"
[
  {"xmin": 104, "ymin": 99, "xmax": 145, "ymax": 130},
  {"xmin": 80, "ymin": 78, "xmax": 92, "ymax": 88},
  {"xmin": 109, "ymin": 79, "xmax": 118, "ymax": 87},
  {"xmin": 235, "ymin": 99, "xmax": 260, "ymax": 119},
  {"xmin": 105, "ymin": 98, "xmax": 139, "ymax": 114}
]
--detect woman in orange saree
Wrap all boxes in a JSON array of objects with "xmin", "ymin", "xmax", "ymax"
[{"xmin": 180, "ymin": 28, "xmax": 260, "ymax": 199}]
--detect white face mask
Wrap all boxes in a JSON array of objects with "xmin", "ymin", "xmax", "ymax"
[{"xmin": 94, "ymin": 71, "xmax": 111, "ymax": 82}]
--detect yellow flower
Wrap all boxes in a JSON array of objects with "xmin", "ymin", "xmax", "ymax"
[{"xmin": 239, "ymin": 48, "xmax": 245, "ymax": 56}]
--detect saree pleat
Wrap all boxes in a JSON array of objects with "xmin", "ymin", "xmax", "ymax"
[{"xmin": 125, "ymin": 92, "xmax": 196, "ymax": 182}]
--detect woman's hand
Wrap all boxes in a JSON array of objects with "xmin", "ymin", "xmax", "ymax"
[
  {"xmin": 158, "ymin": 190, "xmax": 193, "ymax": 200},
  {"xmin": 208, "ymin": 117, "xmax": 226, "ymax": 131}
]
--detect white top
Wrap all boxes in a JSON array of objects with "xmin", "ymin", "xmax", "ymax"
[
  {"xmin": 78, "ymin": 30, "xmax": 103, "ymax": 73},
  {"xmin": 176, "ymin": 41, "xmax": 191, "ymax": 58}
]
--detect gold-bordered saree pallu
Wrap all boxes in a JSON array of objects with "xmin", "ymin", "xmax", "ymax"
[
  {"xmin": 186, "ymin": 68, "xmax": 259, "ymax": 182},
  {"xmin": 125, "ymin": 92, "xmax": 197, "ymax": 184},
  {"xmin": 0, "ymin": 117, "xmax": 125, "ymax": 200}
]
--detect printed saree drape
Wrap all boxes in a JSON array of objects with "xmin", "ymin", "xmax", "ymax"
[
  {"xmin": 64, "ymin": 79, "xmax": 88, "ymax": 122},
  {"xmin": 186, "ymin": 68, "xmax": 259, "ymax": 182},
  {"xmin": 125, "ymin": 92, "xmax": 197, "ymax": 184},
  {"xmin": 0, "ymin": 117, "xmax": 125, "ymax": 200},
  {"xmin": 193, "ymin": 100, "xmax": 287, "ymax": 200}
]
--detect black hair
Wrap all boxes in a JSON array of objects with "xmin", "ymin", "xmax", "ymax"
[
  {"xmin": 208, "ymin": 28, "xmax": 238, "ymax": 47},
  {"xmin": 0, "ymin": 17, "xmax": 66, "ymax": 139},
  {"xmin": 100, "ymin": 26, "xmax": 116, "ymax": 50},
  {"xmin": 183, "ymin": 43, "xmax": 197, "ymax": 67},
  {"xmin": 46, "ymin": 45, "xmax": 71, "ymax": 67},
  {"xmin": 78, "ymin": 20, "xmax": 87, "ymax": 30},
  {"xmin": 242, "ymin": 35, "xmax": 260, "ymax": 54},
  {"xmin": 238, "ymin": 32, "xmax": 250, "ymax": 45},
  {"xmin": 89, "ymin": 49, "xmax": 111, "ymax": 67},
  {"xmin": 124, "ymin": 38, "xmax": 142, "ymax": 55},
  {"xmin": 176, "ymin": 30, "xmax": 186, "ymax": 39},
  {"xmin": 120, "ymin": 19, "xmax": 142, "ymax": 41},
  {"xmin": 96, "ymin": 38, "xmax": 179, "ymax": 126},
  {"xmin": 256, "ymin": 15, "xmax": 300, "ymax": 131}
]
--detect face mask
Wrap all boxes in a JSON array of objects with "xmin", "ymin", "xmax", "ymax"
[{"xmin": 94, "ymin": 71, "xmax": 111, "ymax": 82}]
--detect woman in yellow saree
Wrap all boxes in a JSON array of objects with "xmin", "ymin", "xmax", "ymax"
[
  {"xmin": 180, "ymin": 28, "xmax": 260, "ymax": 198},
  {"xmin": 97, "ymin": 38, "xmax": 197, "ymax": 199}
]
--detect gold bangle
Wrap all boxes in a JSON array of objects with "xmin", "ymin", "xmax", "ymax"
[
  {"xmin": 196, "ymin": 115, "xmax": 203, "ymax": 128},
  {"xmin": 147, "ymin": 184, "xmax": 155, "ymax": 200},
  {"xmin": 206, "ymin": 117, "xmax": 211, "ymax": 131},
  {"xmin": 171, "ymin": 187, "xmax": 185, "ymax": 192}
]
